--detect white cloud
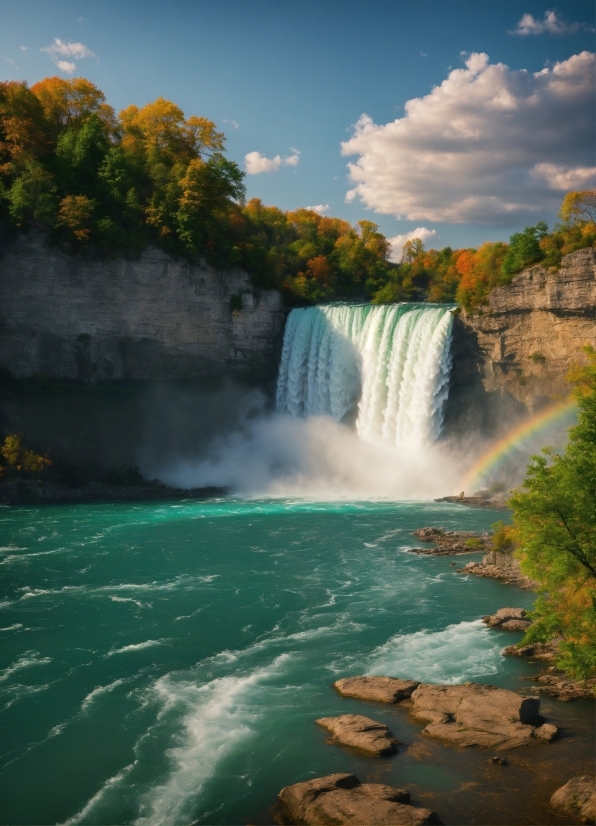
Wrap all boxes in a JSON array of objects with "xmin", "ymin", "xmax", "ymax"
[
  {"xmin": 20, "ymin": 46, "xmax": 27, "ymax": 52},
  {"xmin": 531, "ymin": 163, "xmax": 596, "ymax": 190},
  {"xmin": 244, "ymin": 149, "xmax": 300, "ymax": 174},
  {"xmin": 341, "ymin": 51, "xmax": 596, "ymax": 225},
  {"xmin": 56, "ymin": 60, "xmax": 76, "ymax": 74},
  {"xmin": 305, "ymin": 204, "xmax": 330, "ymax": 214},
  {"xmin": 223, "ymin": 119, "xmax": 239, "ymax": 129},
  {"xmin": 41, "ymin": 38, "xmax": 96, "ymax": 74},
  {"xmin": 3, "ymin": 57, "xmax": 18, "ymax": 69},
  {"xmin": 511, "ymin": 10, "xmax": 593, "ymax": 35},
  {"xmin": 42, "ymin": 38, "xmax": 95, "ymax": 59},
  {"xmin": 387, "ymin": 228, "xmax": 438, "ymax": 262}
]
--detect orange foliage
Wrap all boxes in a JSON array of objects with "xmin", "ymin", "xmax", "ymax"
[{"xmin": 31, "ymin": 77, "xmax": 115, "ymax": 134}]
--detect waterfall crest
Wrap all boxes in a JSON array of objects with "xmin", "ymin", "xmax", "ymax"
[{"xmin": 276, "ymin": 303, "xmax": 454, "ymax": 446}]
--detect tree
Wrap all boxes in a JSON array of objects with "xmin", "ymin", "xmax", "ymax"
[
  {"xmin": 0, "ymin": 434, "xmax": 51, "ymax": 477},
  {"xmin": 31, "ymin": 77, "xmax": 116, "ymax": 137},
  {"xmin": 558, "ymin": 190, "xmax": 596, "ymax": 226},
  {"xmin": 509, "ymin": 347, "xmax": 596, "ymax": 679},
  {"xmin": 501, "ymin": 222, "xmax": 548, "ymax": 277}
]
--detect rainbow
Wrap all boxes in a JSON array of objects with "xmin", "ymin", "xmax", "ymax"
[{"xmin": 461, "ymin": 397, "xmax": 577, "ymax": 493}]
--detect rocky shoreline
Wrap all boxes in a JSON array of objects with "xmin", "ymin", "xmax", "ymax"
[
  {"xmin": 271, "ymin": 522, "xmax": 594, "ymax": 825},
  {"xmin": 0, "ymin": 477, "xmax": 225, "ymax": 506},
  {"xmin": 457, "ymin": 553, "xmax": 538, "ymax": 589},
  {"xmin": 408, "ymin": 527, "xmax": 491, "ymax": 556}
]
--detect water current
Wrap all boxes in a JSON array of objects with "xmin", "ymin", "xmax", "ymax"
[{"xmin": 2, "ymin": 498, "xmax": 592, "ymax": 826}]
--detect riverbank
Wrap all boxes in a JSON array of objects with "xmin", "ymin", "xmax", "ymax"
[{"xmin": 0, "ymin": 476, "xmax": 225, "ymax": 505}]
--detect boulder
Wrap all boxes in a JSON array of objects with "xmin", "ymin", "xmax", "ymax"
[
  {"xmin": 333, "ymin": 676, "xmax": 419, "ymax": 704},
  {"xmin": 315, "ymin": 714, "xmax": 398, "ymax": 756},
  {"xmin": 482, "ymin": 608, "xmax": 532, "ymax": 631},
  {"xmin": 276, "ymin": 773, "xmax": 443, "ymax": 826},
  {"xmin": 502, "ymin": 641, "xmax": 558, "ymax": 661},
  {"xmin": 551, "ymin": 776, "xmax": 596, "ymax": 824},
  {"xmin": 410, "ymin": 682, "xmax": 557, "ymax": 750}
]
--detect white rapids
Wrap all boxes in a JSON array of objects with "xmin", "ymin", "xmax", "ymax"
[{"xmin": 275, "ymin": 303, "xmax": 455, "ymax": 446}]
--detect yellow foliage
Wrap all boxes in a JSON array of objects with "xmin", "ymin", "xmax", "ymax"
[
  {"xmin": 57, "ymin": 194, "xmax": 95, "ymax": 242},
  {"xmin": 120, "ymin": 98, "xmax": 224, "ymax": 166},
  {"xmin": 0, "ymin": 434, "xmax": 51, "ymax": 477},
  {"xmin": 31, "ymin": 77, "xmax": 115, "ymax": 134}
]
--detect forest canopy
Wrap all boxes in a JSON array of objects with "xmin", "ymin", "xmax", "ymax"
[{"xmin": 1, "ymin": 77, "xmax": 595, "ymax": 307}]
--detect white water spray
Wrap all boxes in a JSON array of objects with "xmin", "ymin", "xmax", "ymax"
[
  {"xmin": 156, "ymin": 303, "xmax": 462, "ymax": 498},
  {"xmin": 276, "ymin": 303, "xmax": 454, "ymax": 446}
]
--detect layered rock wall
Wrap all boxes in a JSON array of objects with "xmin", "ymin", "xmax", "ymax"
[
  {"xmin": 0, "ymin": 232, "xmax": 284, "ymax": 382},
  {"xmin": 447, "ymin": 248, "xmax": 596, "ymax": 433}
]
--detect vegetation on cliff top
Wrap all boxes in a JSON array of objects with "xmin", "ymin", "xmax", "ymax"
[
  {"xmin": 510, "ymin": 347, "xmax": 596, "ymax": 680},
  {"xmin": 1, "ymin": 77, "xmax": 595, "ymax": 308}
]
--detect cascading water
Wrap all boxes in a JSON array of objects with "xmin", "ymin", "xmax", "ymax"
[{"xmin": 276, "ymin": 303, "xmax": 454, "ymax": 447}]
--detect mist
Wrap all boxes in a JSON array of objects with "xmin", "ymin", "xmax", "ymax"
[{"xmin": 154, "ymin": 412, "xmax": 467, "ymax": 500}]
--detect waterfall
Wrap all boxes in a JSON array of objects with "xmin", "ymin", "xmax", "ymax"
[{"xmin": 276, "ymin": 303, "xmax": 454, "ymax": 447}]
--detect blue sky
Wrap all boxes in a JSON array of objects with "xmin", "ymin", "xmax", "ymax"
[{"xmin": 1, "ymin": 0, "xmax": 594, "ymax": 256}]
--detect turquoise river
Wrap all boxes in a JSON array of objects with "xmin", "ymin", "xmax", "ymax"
[{"xmin": 0, "ymin": 498, "xmax": 593, "ymax": 825}]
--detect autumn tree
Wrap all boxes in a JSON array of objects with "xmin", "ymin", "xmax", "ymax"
[
  {"xmin": 0, "ymin": 434, "xmax": 51, "ymax": 477},
  {"xmin": 510, "ymin": 347, "xmax": 596, "ymax": 679}
]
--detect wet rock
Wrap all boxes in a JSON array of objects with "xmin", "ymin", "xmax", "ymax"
[
  {"xmin": 315, "ymin": 714, "xmax": 398, "ymax": 756},
  {"xmin": 550, "ymin": 776, "xmax": 596, "ymax": 824},
  {"xmin": 410, "ymin": 682, "xmax": 557, "ymax": 750},
  {"xmin": 276, "ymin": 773, "xmax": 443, "ymax": 826},
  {"xmin": 458, "ymin": 558, "xmax": 537, "ymax": 589},
  {"xmin": 521, "ymin": 668, "xmax": 596, "ymax": 701},
  {"xmin": 502, "ymin": 641, "xmax": 558, "ymax": 661},
  {"xmin": 482, "ymin": 608, "xmax": 532, "ymax": 631},
  {"xmin": 489, "ymin": 756, "xmax": 508, "ymax": 765},
  {"xmin": 334, "ymin": 676, "xmax": 420, "ymax": 704},
  {"xmin": 533, "ymin": 722, "xmax": 558, "ymax": 742},
  {"xmin": 409, "ymin": 528, "xmax": 491, "ymax": 556}
]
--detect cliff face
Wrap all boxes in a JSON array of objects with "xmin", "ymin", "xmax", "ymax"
[
  {"xmin": 447, "ymin": 248, "xmax": 596, "ymax": 434},
  {"xmin": 0, "ymin": 232, "xmax": 284, "ymax": 382}
]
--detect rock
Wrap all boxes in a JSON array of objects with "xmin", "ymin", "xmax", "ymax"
[
  {"xmin": 334, "ymin": 676, "xmax": 420, "ymax": 704},
  {"xmin": 409, "ymin": 528, "xmax": 491, "ymax": 556},
  {"xmin": 533, "ymin": 723, "xmax": 558, "ymax": 742},
  {"xmin": 458, "ymin": 557, "xmax": 537, "ymax": 589},
  {"xmin": 521, "ymin": 669, "xmax": 596, "ymax": 701},
  {"xmin": 502, "ymin": 641, "xmax": 558, "ymax": 661},
  {"xmin": 315, "ymin": 714, "xmax": 398, "ymax": 756},
  {"xmin": 410, "ymin": 682, "xmax": 557, "ymax": 750},
  {"xmin": 276, "ymin": 773, "xmax": 443, "ymax": 826},
  {"xmin": 455, "ymin": 248, "xmax": 596, "ymax": 414},
  {"xmin": 500, "ymin": 619, "xmax": 533, "ymax": 631},
  {"xmin": 489, "ymin": 756, "xmax": 509, "ymax": 765},
  {"xmin": 551, "ymin": 776, "xmax": 596, "ymax": 824},
  {"xmin": 482, "ymin": 608, "xmax": 532, "ymax": 631}
]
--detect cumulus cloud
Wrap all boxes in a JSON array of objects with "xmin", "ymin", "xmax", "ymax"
[
  {"xmin": 341, "ymin": 51, "xmax": 596, "ymax": 225},
  {"xmin": 244, "ymin": 149, "xmax": 300, "ymax": 174},
  {"xmin": 41, "ymin": 38, "xmax": 96, "ymax": 74},
  {"xmin": 511, "ymin": 10, "xmax": 593, "ymax": 35},
  {"xmin": 56, "ymin": 60, "xmax": 76, "ymax": 74},
  {"xmin": 387, "ymin": 228, "xmax": 438, "ymax": 262},
  {"xmin": 305, "ymin": 204, "xmax": 330, "ymax": 214}
]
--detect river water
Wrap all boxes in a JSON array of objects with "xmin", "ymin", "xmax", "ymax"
[{"xmin": 1, "ymin": 498, "xmax": 592, "ymax": 825}]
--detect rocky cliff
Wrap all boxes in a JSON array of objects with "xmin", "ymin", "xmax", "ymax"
[
  {"xmin": 0, "ymin": 231, "xmax": 284, "ymax": 382},
  {"xmin": 446, "ymin": 248, "xmax": 596, "ymax": 434}
]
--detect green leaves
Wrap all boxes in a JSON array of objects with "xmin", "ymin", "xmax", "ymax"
[{"xmin": 510, "ymin": 348, "xmax": 596, "ymax": 679}]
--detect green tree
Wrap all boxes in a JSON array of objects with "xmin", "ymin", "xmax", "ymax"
[
  {"xmin": 501, "ymin": 221, "xmax": 548, "ymax": 277},
  {"xmin": 509, "ymin": 347, "xmax": 596, "ymax": 679}
]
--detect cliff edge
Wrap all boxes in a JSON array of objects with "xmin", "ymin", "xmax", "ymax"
[
  {"xmin": 447, "ymin": 248, "xmax": 596, "ymax": 433},
  {"xmin": 0, "ymin": 231, "xmax": 284, "ymax": 382}
]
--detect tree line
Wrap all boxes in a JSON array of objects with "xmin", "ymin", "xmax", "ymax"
[{"xmin": 1, "ymin": 77, "xmax": 594, "ymax": 308}]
